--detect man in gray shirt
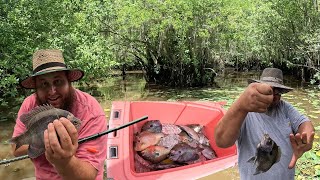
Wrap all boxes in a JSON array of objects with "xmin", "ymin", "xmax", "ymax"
[{"xmin": 214, "ymin": 68, "xmax": 315, "ymax": 179}]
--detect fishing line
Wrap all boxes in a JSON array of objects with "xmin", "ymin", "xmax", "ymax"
[{"xmin": 0, "ymin": 115, "xmax": 148, "ymax": 165}]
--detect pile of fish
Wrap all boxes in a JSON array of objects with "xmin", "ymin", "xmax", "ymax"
[{"xmin": 134, "ymin": 120, "xmax": 217, "ymax": 173}]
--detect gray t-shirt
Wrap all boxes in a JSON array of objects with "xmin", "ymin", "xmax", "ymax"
[{"xmin": 237, "ymin": 100, "xmax": 309, "ymax": 180}]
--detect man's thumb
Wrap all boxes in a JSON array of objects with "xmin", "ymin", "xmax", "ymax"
[{"xmin": 256, "ymin": 83, "xmax": 273, "ymax": 95}]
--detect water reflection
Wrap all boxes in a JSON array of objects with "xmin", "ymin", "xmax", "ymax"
[{"xmin": 1, "ymin": 71, "xmax": 319, "ymax": 179}]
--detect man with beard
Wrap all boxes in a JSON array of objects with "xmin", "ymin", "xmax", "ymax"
[
  {"xmin": 11, "ymin": 49, "xmax": 108, "ymax": 180},
  {"xmin": 214, "ymin": 68, "xmax": 315, "ymax": 179}
]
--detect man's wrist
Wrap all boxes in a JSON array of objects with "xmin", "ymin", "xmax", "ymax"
[{"xmin": 54, "ymin": 155, "xmax": 76, "ymax": 176}]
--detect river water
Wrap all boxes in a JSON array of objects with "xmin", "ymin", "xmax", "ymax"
[{"xmin": 1, "ymin": 70, "xmax": 319, "ymax": 179}]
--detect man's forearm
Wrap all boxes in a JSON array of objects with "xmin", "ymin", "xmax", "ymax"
[
  {"xmin": 214, "ymin": 100, "xmax": 248, "ymax": 148},
  {"xmin": 55, "ymin": 156, "xmax": 97, "ymax": 180}
]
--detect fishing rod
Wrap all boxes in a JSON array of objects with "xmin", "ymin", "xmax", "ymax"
[{"xmin": 0, "ymin": 115, "xmax": 148, "ymax": 165}]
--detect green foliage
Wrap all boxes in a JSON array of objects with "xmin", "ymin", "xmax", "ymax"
[
  {"xmin": 0, "ymin": 0, "xmax": 117, "ymax": 110},
  {"xmin": 1, "ymin": 0, "xmax": 320, "ymax": 110}
]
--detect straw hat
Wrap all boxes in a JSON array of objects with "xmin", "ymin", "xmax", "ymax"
[
  {"xmin": 20, "ymin": 49, "xmax": 84, "ymax": 89},
  {"xmin": 247, "ymin": 68, "xmax": 293, "ymax": 94}
]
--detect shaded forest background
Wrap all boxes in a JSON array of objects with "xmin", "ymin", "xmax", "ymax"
[{"xmin": 1, "ymin": 0, "xmax": 320, "ymax": 110}]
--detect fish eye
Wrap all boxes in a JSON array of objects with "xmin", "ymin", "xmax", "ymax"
[{"xmin": 155, "ymin": 152, "xmax": 160, "ymax": 157}]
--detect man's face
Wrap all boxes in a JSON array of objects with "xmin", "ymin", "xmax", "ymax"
[
  {"xmin": 35, "ymin": 71, "xmax": 72, "ymax": 109},
  {"xmin": 270, "ymin": 87, "xmax": 284, "ymax": 107}
]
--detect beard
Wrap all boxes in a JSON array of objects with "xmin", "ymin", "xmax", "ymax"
[{"xmin": 36, "ymin": 86, "xmax": 76, "ymax": 112}]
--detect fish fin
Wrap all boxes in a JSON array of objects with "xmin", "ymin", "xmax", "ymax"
[
  {"xmin": 247, "ymin": 156, "xmax": 256, "ymax": 163},
  {"xmin": 19, "ymin": 104, "xmax": 56, "ymax": 127},
  {"xmin": 28, "ymin": 144, "xmax": 45, "ymax": 159},
  {"xmin": 253, "ymin": 169, "xmax": 262, "ymax": 175},
  {"xmin": 28, "ymin": 133, "xmax": 45, "ymax": 159},
  {"xmin": 9, "ymin": 134, "xmax": 27, "ymax": 150}
]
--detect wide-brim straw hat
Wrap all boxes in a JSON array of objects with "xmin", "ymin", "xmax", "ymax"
[
  {"xmin": 247, "ymin": 68, "xmax": 293, "ymax": 94},
  {"xmin": 20, "ymin": 49, "xmax": 84, "ymax": 89}
]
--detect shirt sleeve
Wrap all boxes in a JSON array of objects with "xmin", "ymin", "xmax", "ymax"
[
  {"xmin": 75, "ymin": 114, "xmax": 108, "ymax": 171},
  {"xmin": 12, "ymin": 95, "xmax": 36, "ymax": 137},
  {"xmin": 284, "ymin": 101, "xmax": 310, "ymax": 133}
]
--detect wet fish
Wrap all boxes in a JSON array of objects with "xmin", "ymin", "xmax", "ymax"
[
  {"xmin": 140, "ymin": 145, "xmax": 171, "ymax": 163},
  {"xmin": 9, "ymin": 105, "xmax": 81, "ymax": 158},
  {"xmin": 186, "ymin": 124, "xmax": 203, "ymax": 133},
  {"xmin": 134, "ymin": 152, "xmax": 153, "ymax": 173},
  {"xmin": 134, "ymin": 131, "xmax": 164, "ymax": 151},
  {"xmin": 200, "ymin": 144, "xmax": 217, "ymax": 160},
  {"xmin": 179, "ymin": 131, "xmax": 199, "ymax": 148},
  {"xmin": 169, "ymin": 143, "xmax": 200, "ymax": 164},
  {"xmin": 157, "ymin": 134, "xmax": 181, "ymax": 150},
  {"xmin": 162, "ymin": 124, "xmax": 182, "ymax": 135},
  {"xmin": 248, "ymin": 134, "xmax": 281, "ymax": 175},
  {"xmin": 141, "ymin": 120, "xmax": 162, "ymax": 133},
  {"xmin": 179, "ymin": 125, "xmax": 200, "ymax": 142},
  {"xmin": 198, "ymin": 133, "xmax": 210, "ymax": 146},
  {"xmin": 186, "ymin": 154, "xmax": 207, "ymax": 165}
]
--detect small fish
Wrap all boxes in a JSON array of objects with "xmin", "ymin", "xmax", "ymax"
[
  {"xmin": 141, "ymin": 120, "xmax": 162, "ymax": 133},
  {"xmin": 186, "ymin": 124, "xmax": 203, "ymax": 133},
  {"xmin": 162, "ymin": 124, "xmax": 182, "ymax": 135},
  {"xmin": 134, "ymin": 131, "xmax": 164, "ymax": 151},
  {"xmin": 248, "ymin": 134, "xmax": 281, "ymax": 175},
  {"xmin": 198, "ymin": 133, "xmax": 210, "ymax": 146},
  {"xmin": 140, "ymin": 145, "xmax": 171, "ymax": 163},
  {"xmin": 9, "ymin": 105, "xmax": 81, "ymax": 158},
  {"xmin": 134, "ymin": 152, "xmax": 153, "ymax": 173},
  {"xmin": 179, "ymin": 131, "xmax": 199, "ymax": 148},
  {"xmin": 186, "ymin": 154, "xmax": 207, "ymax": 165},
  {"xmin": 169, "ymin": 143, "xmax": 200, "ymax": 164},
  {"xmin": 179, "ymin": 125, "xmax": 200, "ymax": 142},
  {"xmin": 200, "ymin": 144, "xmax": 217, "ymax": 160},
  {"xmin": 157, "ymin": 134, "xmax": 181, "ymax": 150}
]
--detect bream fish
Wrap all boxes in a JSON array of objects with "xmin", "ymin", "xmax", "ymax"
[
  {"xmin": 141, "ymin": 120, "xmax": 162, "ymax": 133},
  {"xmin": 9, "ymin": 105, "xmax": 81, "ymax": 158},
  {"xmin": 247, "ymin": 133, "xmax": 281, "ymax": 175},
  {"xmin": 134, "ymin": 131, "xmax": 164, "ymax": 151}
]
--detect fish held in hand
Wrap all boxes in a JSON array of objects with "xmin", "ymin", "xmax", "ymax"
[
  {"xmin": 248, "ymin": 133, "xmax": 281, "ymax": 175},
  {"xmin": 9, "ymin": 105, "xmax": 82, "ymax": 159}
]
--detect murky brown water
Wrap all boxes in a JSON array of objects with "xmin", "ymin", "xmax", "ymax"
[{"xmin": 1, "ymin": 71, "xmax": 319, "ymax": 179}]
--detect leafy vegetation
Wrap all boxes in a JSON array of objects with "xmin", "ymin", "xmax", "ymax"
[{"xmin": 1, "ymin": 0, "xmax": 320, "ymax": 110}]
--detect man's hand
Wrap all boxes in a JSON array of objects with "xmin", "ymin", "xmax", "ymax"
[
  {"xmin": 236, "ymin": 83, "xmax": 274, "ymax": 113},
  {"xmin": 44, "ymin": 117, "xmax": 78, "ymax": 167},
  {"xmin": 288, "ymin": 131, "xmax": 315, "ymax": 169}
]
